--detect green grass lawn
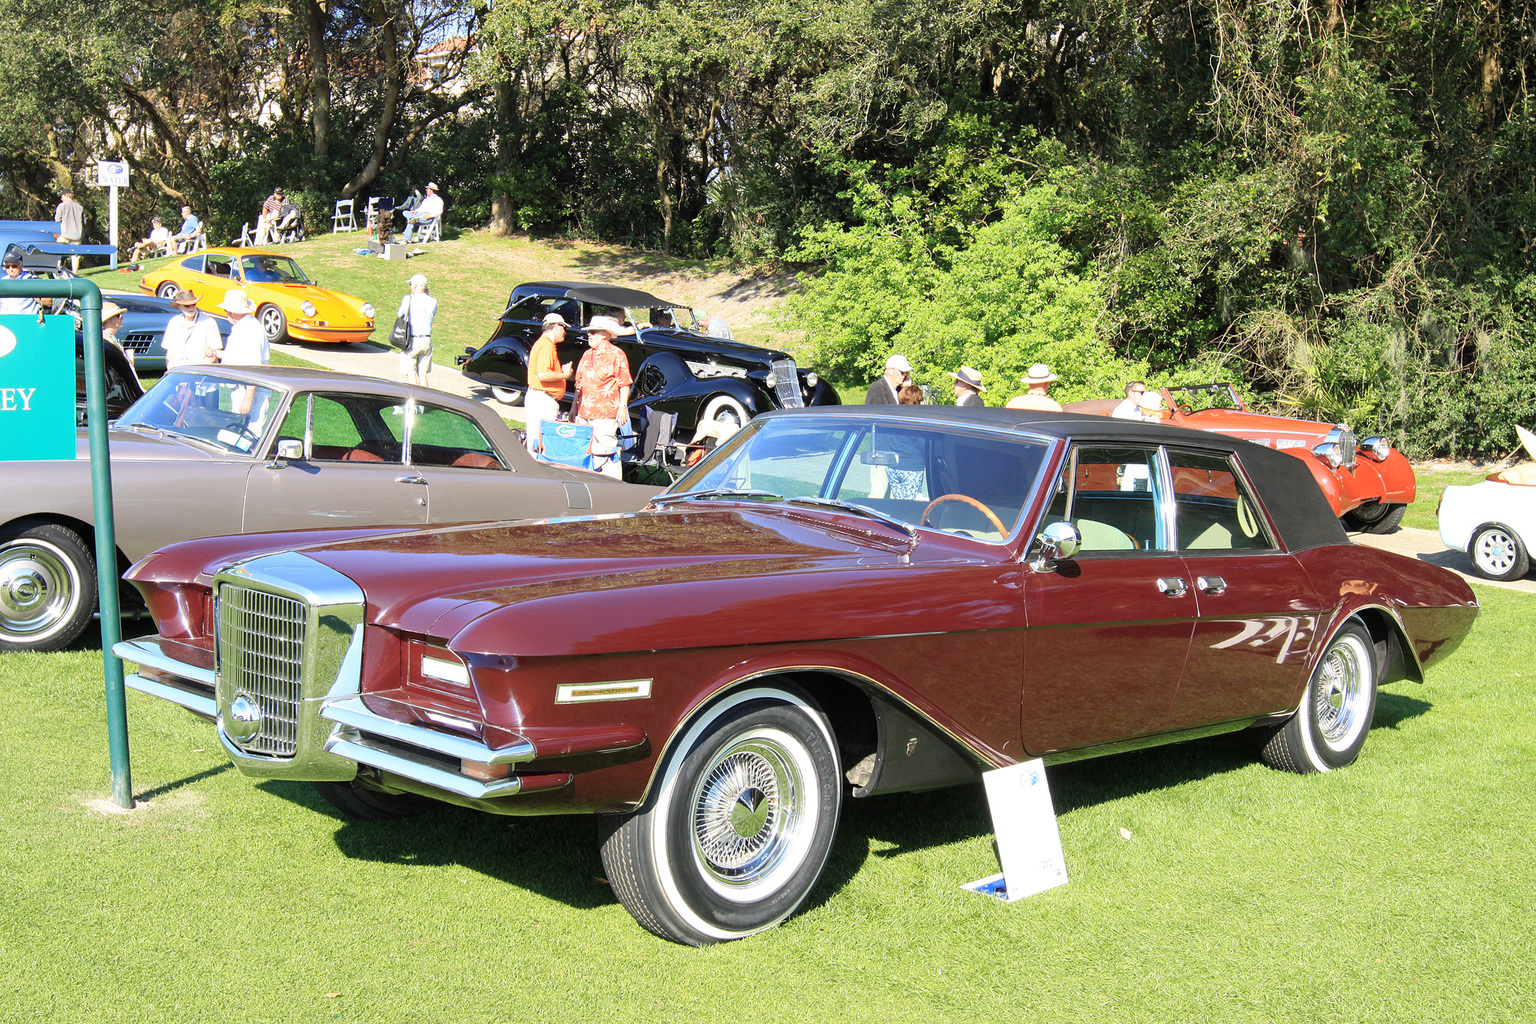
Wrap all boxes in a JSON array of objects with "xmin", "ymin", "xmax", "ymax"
[{"xmin": 2, "ymin": 582, "xmax": 1531, "ymax": 1023}]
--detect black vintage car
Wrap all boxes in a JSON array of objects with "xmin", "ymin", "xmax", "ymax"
[{"xmin": 456, "ymin": 282, "xmax": 838, "ymax": 435}]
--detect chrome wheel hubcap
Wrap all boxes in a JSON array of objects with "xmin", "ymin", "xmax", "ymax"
[
  {"xmin": 1315, "ymin": 635, "xmax": 1369, "ymax": 747},
  {"xmin": 0, "ymin": 541, "xmax": 75, "ymax": 640},
  {"xmin": 692, "ymin": 739, "xmax": 801, "ymax": 886}
]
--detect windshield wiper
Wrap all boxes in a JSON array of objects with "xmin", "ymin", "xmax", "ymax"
[
  {"xmin": 784, "ymin": 496, "xmax": 916, "ymax": 539},
  {"xmin": 650, "ymin": 487, "xmax": 782, "ymax": 505}
]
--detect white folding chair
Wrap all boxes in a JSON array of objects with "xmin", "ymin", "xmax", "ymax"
[
  {"xmin": 235, "ymin": 221, "xmax": 252, "ymax": 246},
  {"xmin": 411, "ymin": 217, "xmax": 441, "ymax": 244},
  {"xmin": 331, "ymin": 198, "xmax": 356, "ymax": 233}
]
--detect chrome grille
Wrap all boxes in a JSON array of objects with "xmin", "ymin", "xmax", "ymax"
[
  {"xmin": 770, "ymin": 358, "xmax": 803, "ymax": 408},
  {"xmin": 1339, "ymin": 429, "xmax": 1358, "ymax": 468},
  {"xmin": 217, "ymin": 584, "xmax": 306, "ymax": 756}
]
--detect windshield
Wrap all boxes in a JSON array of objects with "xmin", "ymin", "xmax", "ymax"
[
  {"xmin": 119, "ymin": 371, "xmax": 282, "ymax": 455},
  {"xmin": 666, "ymin": 415, "xmax": 1050, "ymax": 542},
  {"xmin": 241, "ymin": 255, "xmax": 308, "ymax": 284}
]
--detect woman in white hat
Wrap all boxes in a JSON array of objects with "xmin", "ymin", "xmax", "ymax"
[
  {"xmin": 398, "ymin": 273, "xmax": 438, "ymax": 386},
  {"xmin": 218, "ymin": 289, "xmax": 268, "ymax": 366}
]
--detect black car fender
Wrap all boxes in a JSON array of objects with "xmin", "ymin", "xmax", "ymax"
[{"xmin": 459, "ymin": 334, "xmax": 533, "ymax": 390}]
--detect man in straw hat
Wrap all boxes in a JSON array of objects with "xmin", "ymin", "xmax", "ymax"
[
  {"xmin": 950, "ymin": 365, "xmax": 987, "ymax": 408},
  {"xmin": 162, "ymin": 289, "xmax": 223, "ymax": 369},
  {"xmin": 571, "ymin": 314, "xmax": 633, "ymax": 478},
  {"xmin": 1005, "ymin": 363, "xmax": 1063, "ymax": 412}
]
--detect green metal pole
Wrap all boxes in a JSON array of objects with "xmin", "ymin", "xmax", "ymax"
[{"xmin": 0, "ymin": 277, "xmax": 131, "ymax": 808}]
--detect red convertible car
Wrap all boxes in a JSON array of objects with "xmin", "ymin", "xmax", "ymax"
[
  {"xmin": 117, "ymin": 407, "xmax": 1477, "ymax": 944},
  {"xmin": 1070, "ymin": 383, "xmax": 1417, "ymax": 532}
]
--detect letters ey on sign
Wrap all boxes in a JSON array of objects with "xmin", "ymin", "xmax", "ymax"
[{"xmin": 0, "ymin": 314, "xmax": 76, "ymax": 461}]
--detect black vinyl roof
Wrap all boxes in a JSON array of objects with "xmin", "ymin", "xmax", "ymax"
[
  {"xmin": 759, "ymin": 405, "xmax": 1350, "ymax": 551},
  {"xmin": 516, "ymin": 281, "xmax": 685, "ymax": 310}
]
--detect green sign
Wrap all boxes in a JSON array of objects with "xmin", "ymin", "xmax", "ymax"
[{"xmin": 0, "ymin": 313, "xmax": 75, "ymax": 461}]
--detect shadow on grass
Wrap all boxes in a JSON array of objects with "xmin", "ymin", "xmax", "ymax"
[
  {"xmin": 135, "ymin": 762, "xmax": 233, "ymax": 803},
  {"xmin": 256, "ymin": 780, "xmax": 611, "ymax": 909},
  {"xmin": 247, "ymin": 694, "xmax": 1436, "ymax": 919}
]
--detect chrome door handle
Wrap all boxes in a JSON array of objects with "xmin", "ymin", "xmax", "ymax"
[
  {"xmin": 1197, "ymin": 575, "xmax": 1228, "ymax": 595},
  {"xmin": 1157, "ymin": 577, "xmax": 1188, "ymax": 597},
  {"xmin": 395, "ymin": 474, "xmax": 426, "ymax": 485}
]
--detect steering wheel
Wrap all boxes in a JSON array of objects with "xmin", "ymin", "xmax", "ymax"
[
  {"xmin": 219, "ymin": 420, "xmax": 261, "ymax": 446},
  {"xmin": 1176, "ymin": 402, "xmax": 1194, "ymax": 417},
  {"xmin": 919, "ymin": 494, "xmax": 1007, "ymax": 535}
]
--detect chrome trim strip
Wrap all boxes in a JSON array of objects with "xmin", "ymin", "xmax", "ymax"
[
  {"xmin": 115, "ymin": 638, "xmax": 218, "ymax": 718},
  {"xmin": 324, "ymin": 734, "xmax": 525, "ymax": 800},
  {"xmin": 555, "ymin": 678, "xmax": 653, "ymax": 704},
  {"xmin": 115, "ymin": 637, "xmax": 216, "ymax": 688},
  {"xmin": 320, "ymin": 693, "xmax": 536, "ymax": 764}
]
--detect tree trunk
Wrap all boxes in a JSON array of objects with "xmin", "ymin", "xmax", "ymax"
[
  {"xmin": 343, "ymin": 2, "xmax": 403, "ymax": 198},
  {"xmin": 300, "ymin": 0, "xmax": 332, "ymax": 160},
  {"xmin": 489, "ymin": 78, "xmax": 518, "ymax": 235}
]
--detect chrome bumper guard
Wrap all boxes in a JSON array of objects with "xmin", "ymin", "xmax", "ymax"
[{"xmin": 321, "ymin": 692, "xmax": 534, "ymax": 800}]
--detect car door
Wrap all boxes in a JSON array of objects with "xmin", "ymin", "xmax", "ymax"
[
  {"xmin": 400, "ymin": 399, "xmax": 586, "ymax": 521},
  {"xmin": 1161, "ymin": 447, "xmax": 1324, "ymax": 729},
  {"xmin": 1020, "ymin": 444, "xmax": 1197, "ymax": 755},
  {"xmin": 241, "ymin": 391, "xmax": 429, "ymax": 530}
]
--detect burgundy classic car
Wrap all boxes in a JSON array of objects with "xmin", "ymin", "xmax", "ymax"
[
  {"xmin": 117, "ymin": 407, "xmax": 1477, "ymax": 944},
  {"xmin": 1068, "ymin": 383, "xmax": 1417, "ymax": 532}
]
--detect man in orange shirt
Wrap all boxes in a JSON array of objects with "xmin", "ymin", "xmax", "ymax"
[
  {"xmin": 571, "ymin": 315, "xmax": 633, "ymax": 478},
  {"xmin": 526, "ymin": 312, "xmax": 573, "ymax": 453}
]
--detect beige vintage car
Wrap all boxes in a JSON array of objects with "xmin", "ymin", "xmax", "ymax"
[{"xmin": 0, "ymin": 366, "xmax": 661, "ymax": 652}]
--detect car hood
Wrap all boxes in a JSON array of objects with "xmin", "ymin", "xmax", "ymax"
[
  {"xmin": 637, "ymin": 328, "xmax": 792, "ymax": 366},
  {"xmin": 1182, "ymin": 408, "xmax": 1339, "ymax": 441},
  {"xmin": 77, "ymin": 428, "xmax": 228, "ymax": 461},
  {"xmin": 220, "ymin": 505, "xmax": 1005, "ymax": 656},
  {"xmin": 256, "ymin": 281, "xmax": 366, "ymax": 312}
]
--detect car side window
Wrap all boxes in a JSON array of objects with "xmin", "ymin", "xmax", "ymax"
[
  {"xmin": 205, "ymin": 254, "xmax": 232, "ymax": 278},
  {"xmin": 1169, "ymin": 449, "xmax": 1272, "ymax": 550},
  {"xmin": 1049, "ymin": 445, "xmax": 1164, "ymax": 552},
  {"xmin": 407, "ymin": 404, "xmax": 507, "ymax": 470},
  {"xmin": 301, "ymin": 394, "xmax": 405, "ymax": 463}
]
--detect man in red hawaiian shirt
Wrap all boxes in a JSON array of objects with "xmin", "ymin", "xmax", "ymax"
[{"xmin": 571, "ymin": 315, "xmax": 633, "ymax": 478}]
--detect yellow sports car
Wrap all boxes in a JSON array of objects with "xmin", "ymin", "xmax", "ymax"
[{"xmin": 140, "ymin": 247, "xmax": 375, "ymax": 344}]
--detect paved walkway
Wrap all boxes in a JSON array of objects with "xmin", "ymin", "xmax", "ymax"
[
  {"xmin": 1351, "ymin": 526, "xmax": 1535, "ymax": 594},
  {"xmin": 273, "ymin": 338, "xmax": 525, "ymax": 424}
]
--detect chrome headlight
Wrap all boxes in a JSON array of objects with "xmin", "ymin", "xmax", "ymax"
[
  {"xmin": 765, "ymin": 369, "xmax": 779, "ymax": 387},
  {"xmin": 806, "ymin": 372, "xmax": 819, "ymax": 389},
  {"xmin": 1358, "ymin": 436, "xmax": 1392, "ymax": 461},
  {"xmin": 1312, "ymin": 441, "xmax": 1344, "ymax": 469},
  {"xmin": 300, "ymin": 301, "xmax": 317, "ymax": 318},
  {"xmin": 360, "ymin": 302, "xmax": 375, "ymax": 320}
]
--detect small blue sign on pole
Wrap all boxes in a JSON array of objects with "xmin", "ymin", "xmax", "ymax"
[{"xmin": 0, "ymin": 314, "xmax": 75, "ymax": 461}]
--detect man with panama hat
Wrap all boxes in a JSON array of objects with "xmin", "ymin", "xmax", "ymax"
[
  {"xmin": 950, "ymin": 365, "xmax": 987, "ymax": 407},
  {"xmin": 1005, "ymin": 363, "xmax": 1063, "ymax": 412},
  {"xmin": 571, "ymin": 315, "xmax": 633, "ymax": 478}
]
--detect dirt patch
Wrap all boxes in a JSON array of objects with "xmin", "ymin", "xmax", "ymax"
[{"xmin": 457, "ymin": 230, "xmax": 802, "ymax": 339}]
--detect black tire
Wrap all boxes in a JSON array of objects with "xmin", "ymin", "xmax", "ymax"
[
  {"xmin": 0, "ymin": 522, "xmax": 97, "ymax": 652},
  {"xmin": 1344, "ymin": 502, "xmax": 1407, "ymax": 534},
  {"xmin": 312, "ymin": 779, "xmax": 432, "ymax": 819},
  {"xmin": 156, "ymin": 281, "xmax": 181, "ymax": 300},
  {"xmin": 257, "ymin": 303, "xmax": 287, "ymax": 343},
  {"xmin": 1261, "ymin": 620, "xmax": 1378, "ymax": 773},
  {"xmin": 1468, "ymin": 523, "xmax": 1529, "ymax": 581},
  {"xmin": 490, "ymin": 386, "xmax": 525, "ymax": 407},
  {"xmin": 599, "ymin": 688, "xmax": 842, "ymax": 945}
]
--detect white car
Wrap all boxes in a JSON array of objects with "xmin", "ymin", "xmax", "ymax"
[{"xmin": 1438, "ymin": 426, "xmax": 1536, "ymax": 581}]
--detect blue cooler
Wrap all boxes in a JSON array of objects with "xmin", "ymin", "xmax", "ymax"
[{"xmin": 540, "ymin": 422, "xmax": 594, "ymax": 470}]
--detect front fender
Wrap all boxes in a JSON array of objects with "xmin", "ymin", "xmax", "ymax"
[{"xmin": 460, "ymin": 334, "xmax": 531, "ymax": 390}]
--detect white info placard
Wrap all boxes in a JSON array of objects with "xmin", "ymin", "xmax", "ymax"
[{"xmin": 963, "ymin": 758, "xmax": 1069, "ymax": 901}]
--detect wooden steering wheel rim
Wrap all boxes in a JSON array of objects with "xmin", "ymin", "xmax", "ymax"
[{"xmin": 920, "ymin": 493, "xmax": 1007, "ymax": 535}]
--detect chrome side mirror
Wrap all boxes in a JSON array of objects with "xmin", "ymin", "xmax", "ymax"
[
  {"xmin": 1030, "ymin": 521, "xmax": 1081, "ymax": 572},
  {"xmin": 275, "ymin": 439, "xmax": 303, "ymax": 460}
]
